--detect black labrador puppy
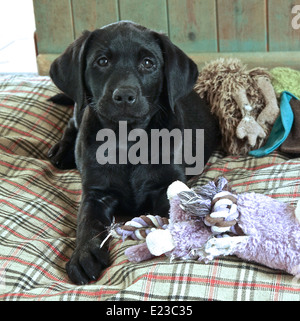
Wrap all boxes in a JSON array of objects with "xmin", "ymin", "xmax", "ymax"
[{"xmin": 49, "ymin": 21, "xmax": 220, "ymax": 284}]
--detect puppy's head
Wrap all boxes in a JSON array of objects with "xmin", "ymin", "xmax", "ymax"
[{"xmin": 50, "ymin": 21, "xmax": 198, "ymax": 127}]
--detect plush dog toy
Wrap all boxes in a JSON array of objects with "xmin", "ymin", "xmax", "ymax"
[
  {"xmin": 112, "ymin": 177, "xmax": 300, "ymax": 276},
  {"xmin": 195, "ymin": 58, "xmax": 279, "ymax": 155}
]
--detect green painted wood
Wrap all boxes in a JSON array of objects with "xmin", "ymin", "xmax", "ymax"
[
  {"xmin": 72, "ymin": 0, "xmax": 119, "ymax": 37},
  {"xmin": 268, "ymin": 0, "xmax": 300, "ymax": 51},
  {"xmin": 34, "ymin": 0, "xmax": 300, "ymax": 75},
  {"xmin": 217, "ymin": 0, "xmax": 267, "ymax": 52},
  {"xmin": 119, "ymin": 0, "xmax": 168, "ymax": 33},
  {"xmin": 33, "ymin": 0, "xmax": 74, "ymax": 54},
  {"xmin": 168, "ymin": 0, "xmax": 218, "ymax": 53},
  {"xmin": 190, "ymin": 51, "xmax": 300, "ymax": 71}
]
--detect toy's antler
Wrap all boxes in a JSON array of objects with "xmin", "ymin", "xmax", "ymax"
[
  {"xmin": 256, "ymin": 77, "xmax": 280, "ymax": 127},
  {"xmin": 233, "ymin": 87, "xmax": 266, "ymax": 147}
]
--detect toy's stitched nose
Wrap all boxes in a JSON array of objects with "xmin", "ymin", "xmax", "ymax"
[{"xmin": 112, "ymin": 87, "xmax": 137, "ymax": 106}]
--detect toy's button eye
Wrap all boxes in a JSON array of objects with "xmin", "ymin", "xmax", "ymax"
[{"xmin": 98, "ymin": 57, "xmax": 109, "ymax": 67}]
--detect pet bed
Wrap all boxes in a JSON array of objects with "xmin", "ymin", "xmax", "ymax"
[{"xmin": 0, "ymin": 75, "xmax": 299, "ymax": 301}]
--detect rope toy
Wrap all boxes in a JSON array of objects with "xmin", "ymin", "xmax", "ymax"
[
  {"xmin": 108, "ymin": 177, "xmax": 300, "ymax": 277},
  {"xmin": 112, "ymin": 215, "xmax": 169, "ymax": 241},
  {"xmin": 204, "ymin": 191, "xmax": 241, "ymax": 235},
  {"xmin": 167, "ymin": 177, "xmax": 243, "ymax": 236},
  {"xmin": 112, "ymin": 178, "xmax": 241, "ymax": 241}
]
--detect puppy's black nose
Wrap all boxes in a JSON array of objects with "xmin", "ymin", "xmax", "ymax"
[{"xmin": 112, "ymin": 87, "xmax": 137, "ymax": 106}]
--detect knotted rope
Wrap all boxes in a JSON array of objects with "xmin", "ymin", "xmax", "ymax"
[
  {"xmin": 178, "ymin": 177, "xmax": 242, "ymax": 235},
  {"xmin": 112, "ymin": 215, "xmax": 169, "ymax": 241},
  {"xmin": 204, "ymin": 191, "xmax": 240, "ymax": 235},
  {"xmin": 111, "ymin": 177, "xmax": 243, "ymax": 242}
]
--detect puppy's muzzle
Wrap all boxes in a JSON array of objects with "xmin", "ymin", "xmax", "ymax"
[{"xmin": 112, "ymin": 87, "xmax": 138, "ymax": 107}]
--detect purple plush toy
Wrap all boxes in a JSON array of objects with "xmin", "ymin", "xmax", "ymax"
[{"xmin": 112, "ymin": 177, "xmax": 300, "ymax": 276}]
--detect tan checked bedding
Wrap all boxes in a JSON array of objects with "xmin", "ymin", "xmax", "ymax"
[{"xmin": 0, "ymin": 75, "xmax": 299, "ymax": 300}]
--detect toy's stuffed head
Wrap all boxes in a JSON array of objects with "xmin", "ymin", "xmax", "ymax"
[{"xmin": 195, "ymin": 58, "xmax": 279, "ymax": 155}]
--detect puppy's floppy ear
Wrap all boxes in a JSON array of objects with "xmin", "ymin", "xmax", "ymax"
[
  {"xmin": 154, "ymin": 32, "xmax": 198, "ymax": 111},
  {"xmin": 50, "ymin": 30, "xmax": 92, "ymax": 108}
]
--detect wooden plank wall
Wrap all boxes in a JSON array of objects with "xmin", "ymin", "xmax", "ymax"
[{"xmin": 33, "ymin": 0, "xmax": 300, "ymax": 74}]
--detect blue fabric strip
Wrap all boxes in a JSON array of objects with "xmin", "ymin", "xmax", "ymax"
[{"xmin": 249, "ymin": 91, "xmax": 298, "ymax": 157}]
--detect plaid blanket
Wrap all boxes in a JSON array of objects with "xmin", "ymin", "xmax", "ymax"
[{"xmin": 0, "ymin": 75, "xmax": 299, "ymax": 301}]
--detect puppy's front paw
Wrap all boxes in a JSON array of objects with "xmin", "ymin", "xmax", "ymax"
[
  {"xmin": 48, "ymin": 141, "xmax": 76, "ymax": 169},
  {"xmin": 66, "ymin": 238, "xmax": 110, "ymax": 285}
]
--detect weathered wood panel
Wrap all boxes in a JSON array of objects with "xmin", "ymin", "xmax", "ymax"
[
  {"xmin": 168, "ymin": 0, "xmax": 218, "ymax": 52},
  {"xmin": 34, "ymin": 0, "xmax": 300, "ymax": 75},
  {"xmin": 217, "ymin": 0, "xmax": 267, "ymax": 52},
  {"xmin": 118, "ymin": 0, "xmax": 168, "ymax": 33},
  {"xmin": 33, "ymin": 0, "xmax": 74, "ymax": 54},
  {"xmin": 268, "ymin": 0, "xmax": 300, "ymax": 51},
  {"xmin": 72, "ymin": 0, "xmax": 119, "ymax": 37},
  {"xmin": 190, "ymin": 51, "xmax": 300, "ymax": 71}
]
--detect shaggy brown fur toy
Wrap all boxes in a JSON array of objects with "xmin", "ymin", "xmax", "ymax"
[{"xmin": 195, "ymin": 58, "xmax": 279, "ymax": 155}]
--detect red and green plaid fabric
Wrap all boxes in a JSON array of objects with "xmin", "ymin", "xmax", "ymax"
[{"xmin": 0, "ymin": 75, "xmax": 299, "ymax": 300}]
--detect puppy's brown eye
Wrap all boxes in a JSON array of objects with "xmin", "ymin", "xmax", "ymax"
[
  {"xmin": 98, "ymin": 57, "xmax": 109, "ymax": 67},
  {"xmin": 142, "ymin": 58, "xmax": 154, "ymax": 69}
]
